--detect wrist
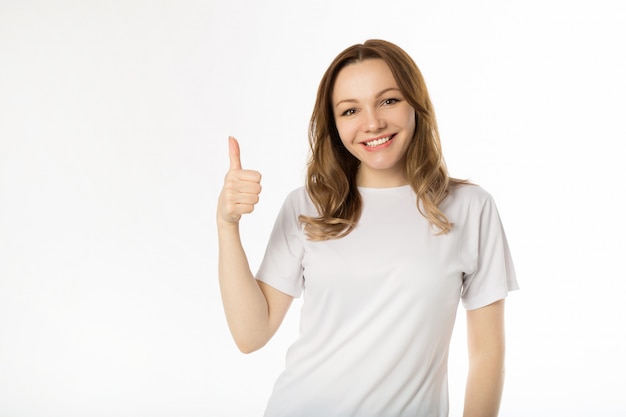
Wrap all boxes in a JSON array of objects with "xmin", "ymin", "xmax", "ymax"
[{"xmin": 217, "ymin": 216, "xmax": 240, "ymax": 231}]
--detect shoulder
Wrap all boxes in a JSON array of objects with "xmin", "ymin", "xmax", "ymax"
[
  {"xmin": 285, "ymin": 185, "xmax": 307, "ymax": 199},
  {"xmin": 284, "ymin": 186, "xmax": 310, "ymax": 206},
  {"xmin": 441, "ymin": 183, "xmax": 498, "ymax": 221},
  {"xmin": 281, "ymin": 186, "xmax": 317, "ymax": 216},
  {"xmin": 445, "ymin": 182, "xmax": 493, "ymax": 206}
]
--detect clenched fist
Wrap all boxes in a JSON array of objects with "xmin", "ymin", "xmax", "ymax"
[{"xmin": 217, "ymin": 137, "xmax": 262, "ymax": 225}]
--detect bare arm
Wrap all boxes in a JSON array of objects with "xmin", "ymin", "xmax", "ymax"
[
  {"xmin": 463, "ymin": 299, "xmax": 506, "ymax": 417},
  {"xmin": 217, "ymin": 137, "xmax": 293, "ymax": 353}
]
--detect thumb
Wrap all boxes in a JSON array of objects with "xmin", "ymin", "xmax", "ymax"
[{"xmin": 228, "ymin": 136, "xmax": 242, "ymax": 170}]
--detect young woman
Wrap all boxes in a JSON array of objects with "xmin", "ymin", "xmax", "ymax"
[{"xmin": 217, "ymin": 39, "xmax": 518, "ymax": 417}]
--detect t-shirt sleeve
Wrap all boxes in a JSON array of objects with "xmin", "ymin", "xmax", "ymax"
[
  {"xmin": 461, "ymin": 193, "xmax": 519, "ymax": 310},
  {"xmin": 255, "ymin": 190, "xmax": 306, "ymax": 298}
]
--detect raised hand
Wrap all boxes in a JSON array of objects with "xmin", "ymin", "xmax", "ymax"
[{"xmin": 217, "ymin": 137, "xmax": 262, "ymax": 225}]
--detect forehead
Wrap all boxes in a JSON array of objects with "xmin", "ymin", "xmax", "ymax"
[{"xmin": 332, "ymin": 59, "xmax": 398, "ymax": 102}]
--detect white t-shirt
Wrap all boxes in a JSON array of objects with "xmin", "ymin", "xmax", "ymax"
[{"xmin": 256, "ymin": 184, "xmax": 518, "ymax": 417}]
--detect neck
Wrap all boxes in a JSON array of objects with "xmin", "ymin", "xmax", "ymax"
[{"xmin": 356, "ymin": 168, "xmax": 408, "ymax": 188}]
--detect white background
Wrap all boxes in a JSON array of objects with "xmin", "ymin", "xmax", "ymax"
[{"xmin": 1, "ymin": 1, "xmax": 625, "ymax": 416}]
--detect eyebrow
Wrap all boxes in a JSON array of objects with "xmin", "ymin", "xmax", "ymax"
[{"xmin": 334, "ymin": 87, "xmax": 402, "ymax": 108}]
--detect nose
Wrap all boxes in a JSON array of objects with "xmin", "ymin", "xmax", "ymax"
[{"xmin": 363, "ymin": 107, "xmax": 386, "ymax": 132}]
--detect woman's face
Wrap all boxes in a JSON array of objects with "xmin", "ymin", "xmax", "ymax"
[{"xmin": 332, "ymin": 58, "xmax": 416, "ymax": 188}]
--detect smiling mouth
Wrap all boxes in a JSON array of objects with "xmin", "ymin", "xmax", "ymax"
[{"xmin": 364, "ymin": 134, "xmax": 394, "ymax": 148}]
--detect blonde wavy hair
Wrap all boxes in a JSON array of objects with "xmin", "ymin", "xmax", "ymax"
[{"xmin": 300, "ymin": 39, "xmax": 467, "ymax": 241}]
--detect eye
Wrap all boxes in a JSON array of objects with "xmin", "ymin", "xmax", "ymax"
[
  {"xmin": 382, "ymin": 98, "xmax": 400, "ymax": 106},
  {"xmin": 341, "ymin": 108, "xmax": 358, "ymax": 117}
]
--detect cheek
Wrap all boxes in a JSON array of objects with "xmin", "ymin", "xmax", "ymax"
[
  {"xmin": 335, "ymin": 120, "xmax": 354, "ymax": 145},
  {"xmin": 339, "ymin": 135, "xmax": 358, "ymax": 156},
  {"xmin": 405, "ymin": 110, "xmax": 417, "ymax": 132}
]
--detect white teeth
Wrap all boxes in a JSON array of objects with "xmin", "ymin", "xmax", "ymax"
[{"xmin": 365, "ymin": 136, "xmax": 391, "ymax": 147}]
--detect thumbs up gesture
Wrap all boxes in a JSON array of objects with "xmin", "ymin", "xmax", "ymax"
[{"xmin": 217, "ymin": 137, "xmax": 263, "ymax": 225}]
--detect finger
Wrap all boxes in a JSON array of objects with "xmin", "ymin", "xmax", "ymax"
[
  {"xmin": 230, "ymin": 180, "xmax": 262, "ymax": 195},
  {"xmin": 222, "ymin": 198, "xmax": 257, "ymax": 221},
  {"xmin": 229, "ymin": 169, "xmax": 262, "ymax": 184},
  {"xmin": 228, "ymin": 136, "xmax": 242, "ymax": 170},
  {"xmin": 232, "ymin": 203, "xmax": 256, "ymax": 217},
  {"xmin": 238, "ymin": 203, "xmax": 257, "ymax": 214},
  {"xmin": 233, "ymin": 193, "xmax": 260, "ymax": 206}
]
